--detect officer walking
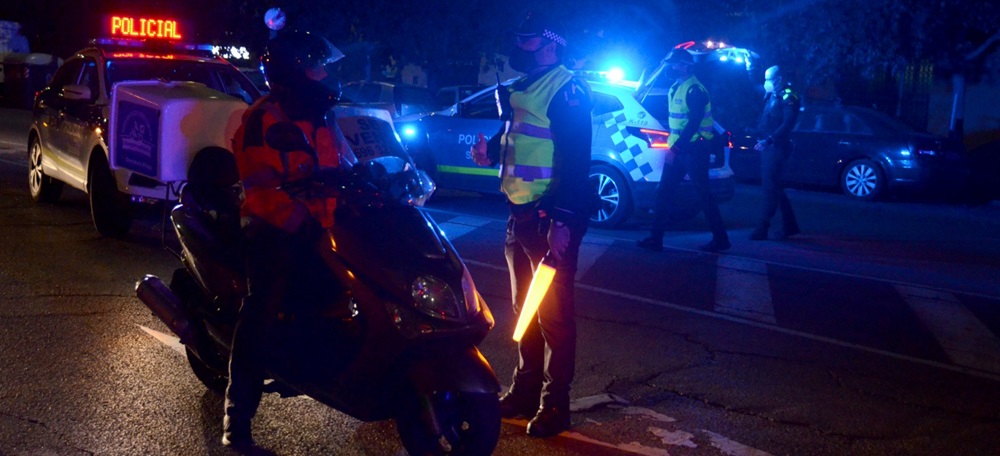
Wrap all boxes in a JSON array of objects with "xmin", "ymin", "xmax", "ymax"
[
  {"xmin": 637, "ymin": 49, "xmax": 729, "ymax": 253},
  {"xmin": 470, "ymin": 12, "xmax": 593, "ymax": 438},
  {"xmin": 750, "ymin": 65, "xmax": 800, "ymax": 240},
  {"xmin": 224, "ymin": 31, "xmax": 348, "ymax": 449}
]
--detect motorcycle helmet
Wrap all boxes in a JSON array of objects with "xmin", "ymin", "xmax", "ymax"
[{"xmin": 260, "ymin": 30, "xmax": 344, "ymax": 90}]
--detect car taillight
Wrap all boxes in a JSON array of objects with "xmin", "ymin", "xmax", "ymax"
[{"xmin": 626, "ymin": 126, "xmax": 671, "ymax": 149}]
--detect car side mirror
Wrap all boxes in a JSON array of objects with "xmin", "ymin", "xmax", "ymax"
[
  {"xmin": 456, "ymin": 101, "xmax": 467, "ymax": 117},
  {"xmin": 264, "ymin": 121, "xmax": 313, "ymax": 154},
  {"xmin": 63, "ymin": 84, "xmax": 92, "ymax": 101}
]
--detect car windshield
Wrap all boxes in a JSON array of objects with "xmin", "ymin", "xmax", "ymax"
[{"xmin": 105, "ymin": 58, "xmax": 259, "ymax": 103}]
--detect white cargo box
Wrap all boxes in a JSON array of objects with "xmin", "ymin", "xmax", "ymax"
[{"xmin": 109, "ymin": 80, "xmax": 247, "ymax": 184}]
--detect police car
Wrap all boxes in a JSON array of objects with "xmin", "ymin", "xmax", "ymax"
[
  {"xmin": 27, "ymin": 15, "xmax": 261, "ymax": 238},
  {"xmin": 396, "ymin": 72, "xmax": 735, "ymax": 228}
]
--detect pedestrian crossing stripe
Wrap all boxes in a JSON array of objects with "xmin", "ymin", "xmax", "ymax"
[{"xmin": 428, "ymin": 212, "xmax": 1000, "ymax": 380}]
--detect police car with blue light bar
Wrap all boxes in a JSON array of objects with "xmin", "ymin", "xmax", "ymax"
[
  {"xmin": 396, "ymin": 66, "xmax": 735, "ymax": 229},
  {"xmin": 27, "ymin": 14, "xmax": 262, "ymax": 238}
]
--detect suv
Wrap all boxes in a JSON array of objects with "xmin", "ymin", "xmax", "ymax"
[
  {"xmin": 396, "ymin": 74, "xmax": 735, "ymax": 228},
  {"xmin": 27, "ymin": 39, "xmax": 261, "ymax": 237}
]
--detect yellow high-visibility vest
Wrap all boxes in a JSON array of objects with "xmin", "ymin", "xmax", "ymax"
[
  {"xmin": 667, "ymin": 76, "xmax": 715, "ymax": 147},
  {"xmin": 499, "ymin": 66, "xmax": 575, "ymax": 205}
]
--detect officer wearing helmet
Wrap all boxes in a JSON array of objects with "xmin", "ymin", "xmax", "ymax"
[
  {"xmin": 637, "ymin": 48, "xmax": 730, "ymax": 252},
  {"xmin": 223, "ymin": 30, "xmax": 349, "ymax": 449}
]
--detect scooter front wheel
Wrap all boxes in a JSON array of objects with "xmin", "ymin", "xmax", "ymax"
[{"xmin": 396, "ymin": 391, "xmax": 500, "ymax": 456}]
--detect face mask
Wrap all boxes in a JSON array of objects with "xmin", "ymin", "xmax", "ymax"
[
  {"xmin": 764, "ymin": 80, "xmax": 775, "ymax": 93},
  {"xmin": 508, "ymin": 45, "xmax": 537, "ymax": 73}
]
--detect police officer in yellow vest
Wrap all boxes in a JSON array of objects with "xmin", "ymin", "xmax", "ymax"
[
  {"xmin": 637, "ymin": 49, "xmax": 730, "ymax": 252},
  {"xmin": 471, "ymin": 12, "xmax": 593, "ymax": 438}
]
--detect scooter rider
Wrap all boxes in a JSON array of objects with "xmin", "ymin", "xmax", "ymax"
[{"xmin": 224, "ymin": 30, "xmax": 347, "ymax": 449}]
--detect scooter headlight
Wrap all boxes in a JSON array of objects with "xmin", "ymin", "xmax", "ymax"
[{"xmin": 411, "ymin": 275, "xmax": 462, "ymax": 320}]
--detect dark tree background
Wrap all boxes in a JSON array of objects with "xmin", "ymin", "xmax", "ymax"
[{"xmin": 3, "ymin": 0, "xmax": 998, "ymax": 118}]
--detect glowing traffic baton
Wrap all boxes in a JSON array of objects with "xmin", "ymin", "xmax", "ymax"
[{"xmin": 512, "ymin": 253, "xmax": 557, "ymax": 341}]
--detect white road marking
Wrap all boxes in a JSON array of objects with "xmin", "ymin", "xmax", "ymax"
[
  {"xmin": 464, "ymin": 259, "xmax": 1000, "ymax": 381},
  {"xmin": 650, "ymin": 427, "xmax": 697, "ymax": 448},
  {"xmin": 138, "ymin": 325, "xmax": 185, "ymax": 355},
  {"xmin": 714, "ymin": 256, "xmax": 777, "ymax": 324},
  {"xmin": 897, "ymin": 284, "xmax": 1000, "ymax": 373},
  {"xmin": 703, "ymin": 430, "xmax": 775, "ymax": 456}
]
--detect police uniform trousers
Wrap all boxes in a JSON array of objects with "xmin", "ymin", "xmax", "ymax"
[
  {"xmin": 503, "ymin": 204, "xmax": 586, "ymax": 411},
  {"xmin": 651, "ymin": 139, "xmax": 728, "ymax": 242},
  {"xmin": 758, "ymin": 140, "xmax": 798, "ymax": 232},
  {"xmin": 225, "ymin": 222, "xmax": 324, "ymax": 427}
]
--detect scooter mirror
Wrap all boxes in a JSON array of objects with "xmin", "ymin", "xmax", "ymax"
[{"xmin": 264, "ymin": 121, "xmax": 314, "ymax": 154}]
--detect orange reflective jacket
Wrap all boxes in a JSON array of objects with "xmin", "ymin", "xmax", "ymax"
[{"xmin": 232, "ymin": 96, "xmax": 341, "ymax": 232}]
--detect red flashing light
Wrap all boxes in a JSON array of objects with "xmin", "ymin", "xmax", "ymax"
[
  {"xmin": 110, "ymin": 15, "xmax": 183, "ymax": 40},
  {"xmin": 109, "ymin": 52, "xmax": 177, "ymax": 59},
  {"xmin": 639, "ymin": 128, "xmax": 671, "ymax": 149}
]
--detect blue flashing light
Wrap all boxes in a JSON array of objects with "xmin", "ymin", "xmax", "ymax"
[
  {"xmin": 402, "ymin": 126, "xmax": 418, "ymax": 138},
  {"xmin": 606, "ymin": 67, "xmax": 625, "ymax": 84}
]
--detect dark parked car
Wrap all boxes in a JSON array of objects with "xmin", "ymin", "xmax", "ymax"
[{"xmin": 729, "ymin": 103, "xmax": 968, "ymax": 200}]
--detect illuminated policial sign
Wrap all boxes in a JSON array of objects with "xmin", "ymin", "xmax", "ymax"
[{"xmin": 108, "ymin": 15, "xmax": 184, "ymax": 40}]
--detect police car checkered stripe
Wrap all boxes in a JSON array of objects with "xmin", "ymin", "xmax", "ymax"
[{"xmin": 595, "ymin": 112, "xmax": 655, "ymax": 181}]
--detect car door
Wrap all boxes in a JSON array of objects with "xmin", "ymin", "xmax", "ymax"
[
  {"xmin": 787, "ymin": 106, "xmax": 851, "ymax": 187},
  {"xmin": 427, "ymin": 88, "xmax": 504, "ymax": 192},
  {"xmin": 34, "ymin": 58, "xmax": 85, "ymax": 175},
  {"xmin": 59, "ymin": 57, "xmax": 104, "ymax": 183}
]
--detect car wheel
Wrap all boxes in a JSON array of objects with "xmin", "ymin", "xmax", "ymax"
[
  {"xmin": 88, "ymin": 153, "xmax": 132, "ymax": 238},
  {"xmin": 27, "ymin": 138, "xmax": 64, "ymax": 203},
  {"xmin": 589, "ymin": 164, "xmax": 632, "ymax": 228},
  {"xmin": 840, "ymin": 159, "xmax": 884, "ymax": 200}
]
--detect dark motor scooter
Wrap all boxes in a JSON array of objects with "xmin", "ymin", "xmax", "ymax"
[{"xmin": 135, "ymin": 109, "xmax": 501, "ymax": 455}]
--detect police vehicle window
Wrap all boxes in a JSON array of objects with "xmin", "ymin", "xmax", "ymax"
[
  {"xmin": 640, "ymin": 92, "xmax": 671, "ymax": 123},
  {"xmin": 356, "ymin": 84, "xmax": 382, "ymax": 102},
  {"xmin": 79, "ymin": 59, "xmax": 100, "ymax": 100},
  {"xmin": 591, "ymin": 92, "xmax": 623, "ymax": 117},
  {"xmin": 462, "ymin": 91, "xmax": 501, "ymax": 119},
  {"xmin": 394, "ymin": 86, "xmax": 435, "ymax": 114},
  {"xmin": 795, "ymin": 109, "xmax": 818, "ymax": 131},
  {"xmin": 50, "ymin": 59, "xmax": 84, "ymax": 92},
  {"xmin": 218, "ymin": 70, "xmax": 256, "ymax": 104}
]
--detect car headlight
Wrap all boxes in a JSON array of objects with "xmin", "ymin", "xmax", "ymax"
[
  {"xmin": 411, "ymin": 275, "xmax": 462, "ymax": 320},
  {"xmin": 410, "ymin": 268, "xmax": 480, "ymax": 321}
]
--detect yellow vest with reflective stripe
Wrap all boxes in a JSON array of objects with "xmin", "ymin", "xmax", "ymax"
[
  {"xmin": 667, "ymin": 76, "xmax": 715, "ymax": 147},
  {"xmin": 500, "ymin": 66, "xmax": 575, "ymax": 205}
]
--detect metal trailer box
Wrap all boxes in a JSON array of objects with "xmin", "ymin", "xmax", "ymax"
[{"xmin": 109, "ymin": 80, "xmax": 247, "ymax": 186}]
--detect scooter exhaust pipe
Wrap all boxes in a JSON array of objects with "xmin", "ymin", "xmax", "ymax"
[{"xmin": 135, "ymin": 274, "xmax": 195, "ymax": 345}]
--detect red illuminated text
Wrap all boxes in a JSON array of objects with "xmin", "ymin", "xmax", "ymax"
[{"xmin": 110, "ymin": 16, "xmax": 183, "ymax": 40}]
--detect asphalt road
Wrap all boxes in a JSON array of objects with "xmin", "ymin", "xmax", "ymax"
[{"xmin": 2, "ymin": 107, "xmax": 1000, "ymax": 455}]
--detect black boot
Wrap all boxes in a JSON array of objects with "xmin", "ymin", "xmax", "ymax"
[
  {"xmin": 498, "ymin": 390, "xmax": 539, "ymax": 419},
  {"xmin": 526, "ymin": 406, "xmax": 571, "ymax": 437}
]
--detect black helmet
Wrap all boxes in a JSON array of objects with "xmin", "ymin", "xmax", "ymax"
[
  {"xmin": 261, "ymin": 31, "xmax": 344, "ymax": 89},
  {"xmin": 663, "ymin": 49, "xmax": 695, "ymax": 66}
]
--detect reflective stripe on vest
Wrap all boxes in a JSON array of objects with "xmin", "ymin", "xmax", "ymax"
[
  {"xmin": 666, "ymin": 76, "xmax": 715, "ymax": 147},
  {"xmin": 500, "ymin": 66, "xmax": 575, "ymax": 205}
]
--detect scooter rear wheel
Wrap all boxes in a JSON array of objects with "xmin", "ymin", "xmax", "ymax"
[
  {"xmin": 396, "ymin": 391, "xmax": 500, "ymax": 456},
  {"xmin": 186, "ymin": 346, "xmax": 229, "ymax": 395}
]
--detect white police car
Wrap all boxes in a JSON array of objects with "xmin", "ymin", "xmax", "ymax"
[
  {"xmin": 27, "ymin": 16, "xmax": 261, "ymax": 238},
  {"xmin": 396, "ymin": 73, "xmax": 734, "ymax": 228}
]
